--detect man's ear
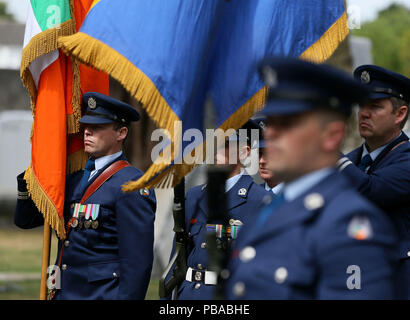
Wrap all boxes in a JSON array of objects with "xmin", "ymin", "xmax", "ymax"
[
  {"xmin": 322, "ymin": 121, "xmax": 345, "ymax": 153},
  {"xmin": 117, "ymin": 126, "xmax": 128, "ymax": 142},
  {"xmin": 394, "ymin": 105, "xmax": 408, "ymax": 126},
  {"xmin": 238, "ymin": 145, "xmax": 251, "ymax": 162}
]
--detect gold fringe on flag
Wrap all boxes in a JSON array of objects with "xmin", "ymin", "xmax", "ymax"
[
  {"xmin": 68, "ymin": 0, "xmax": 82, "ymax": 134},
  {"xmin": 20, "ymin": 19, "xmax": 75, "ymax": 113},
  {"xmin": 24, "ymin": 165, "xmax": 66, "ymax": 239},
  {"xmin": 67, "ymin": 148, "xmax": 88, "ymax": 174},
  {"xmin": 69, "ymin": 58, "xmax": 82, "ymax": 134},
  {"xmin": 300, "ymin": 12, "xmax": 349, "ymax": 63},
  {"xmin": 58, "ymin": 32, "xmax": 182, "ymax": 190}
]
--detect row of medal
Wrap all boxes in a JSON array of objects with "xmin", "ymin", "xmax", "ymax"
[
  {"xmin": 71, "ymin": 203, "xmax": 100, "ymax": 229},
  {"xmin": 206, "ymin": 219, "xmax": 243, "ymax": 240}
]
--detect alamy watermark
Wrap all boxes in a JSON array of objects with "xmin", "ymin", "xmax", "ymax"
[{"xmin": 346, "ymin": 265, "xmax": 361, "ymax": 290}]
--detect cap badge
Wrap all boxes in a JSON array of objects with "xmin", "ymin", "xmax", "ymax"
[
  {"xmin": 360, "ymin": 71, "xmax": 371, "ymax": 84},
  {"xmin": 88, "ymin": 97, "xmax": 97, "ymax": 109}
]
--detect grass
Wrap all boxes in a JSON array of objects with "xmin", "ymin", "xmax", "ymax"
[
  {"xmin": 0, "ymin": 226, "xmax": 159, "ymax": 300},
  {"xmin": 0, "ymin": 226, "xmax": 58, "ymax": 273}
]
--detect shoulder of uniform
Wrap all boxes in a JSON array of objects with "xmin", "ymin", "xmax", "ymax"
[
  {"xmin": 115, "ymin": 165, "xmax": 143, "ymax": 179},
  {"xmin": 247, "ymin": 180, "xmax": 271, "ymax": 197},
  {"xmin": 184, "ymin": 185, "xmax": 205, "ymax": 204}
]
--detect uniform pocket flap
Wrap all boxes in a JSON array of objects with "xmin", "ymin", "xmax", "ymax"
[
  {"xmin": 88, "ymin": 260, "xmax": 120, "ymax": 282},
  {"xmin": 189, "ymin": 222, "xmax": 203, "ymax": 236}
]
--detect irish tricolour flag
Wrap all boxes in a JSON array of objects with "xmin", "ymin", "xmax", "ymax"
[{"xmin": 20, "ymin": 0, "xmax": 108, "ymax": 239}]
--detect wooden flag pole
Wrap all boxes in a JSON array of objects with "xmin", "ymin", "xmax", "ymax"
[{"xmin": 39, "ymin": 224, "xmax": 51, "ymax": 300}]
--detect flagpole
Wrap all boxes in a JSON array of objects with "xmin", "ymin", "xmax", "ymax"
[{"xmin": 39, "ymin": 224, "xmax": 51, "ymax": 300}]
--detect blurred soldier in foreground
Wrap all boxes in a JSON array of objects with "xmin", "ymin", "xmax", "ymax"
[
  {"xmin": 225, "ymin": 57, "xmax": 400, "ymax": 299},
  {"xmin": 15, "ymin": 92, "xmax": 156, "ymax": 300},
  {"xmin": 168, "ymin": 120, "xmax": 272, "ymax": 300},
  {"xmin": 338, "ymin": 65, "xmax": 410, "ymax": 298}
]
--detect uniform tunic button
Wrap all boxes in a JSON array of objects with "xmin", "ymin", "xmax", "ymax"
[
  {"xmin": 239, "ymin": 246, "xmax": 256, "ymax": 262},
  {"xmin": 407, "ymin": 251, "xmax": 410, "ymax": 257},
  {"xmin": 61, "ymin": 264, "xmax": 67, "ymax": 271},
  {"xmin": 64, "ymin": 240, "xmax": 70, "ymax": 247},
  {"xmin": 233, "ymin": 282, "xmax": 245, "ymax": 297},
  {"xmin": 197, "ymin": 264, "xmax": 203, "ymax": 270},
  {"xmin": 201, "ymin": 242, "xmax": 207, "ymax": 249},
  {"xmin": 274, "ymin": 267, "xmax": 288, "ymax": 284},
  {"xmin": 113, "ymin": 272, "xmax": 118, "ymax": 278},
  {"xmin": 194, "ymin": 283, "xmax": 201, "ymax": 290},
  {"xmin": 263, "ymin": 194, "xmax": 273, "ymax": 205}
]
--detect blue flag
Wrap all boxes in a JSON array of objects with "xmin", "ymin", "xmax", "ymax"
[{"xmin": 59, "ymin": 0, "xmax": 348, "ymax": 189}]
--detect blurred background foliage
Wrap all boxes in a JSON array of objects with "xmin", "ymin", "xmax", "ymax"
[{"xmin": 352, "ymin": 4, "xmax": 410, "ymax": 77}]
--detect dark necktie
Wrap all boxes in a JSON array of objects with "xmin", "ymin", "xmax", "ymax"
[
  {"xmin": 358, "ymin": 154, "xmax": 373, "ymax": 172},
  {"xmin": 79, "ymin": 158, "xmax": 95, "ymax": 190},
  {"xmin": 257, "ymin": 192, "xmax": 285, "ymax": 227}
]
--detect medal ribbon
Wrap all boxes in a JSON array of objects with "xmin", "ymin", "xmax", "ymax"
[
  {"xmin": 91, "ymin": 204, "xmax": 100, "ymax": 220},
  {"xmin": 85, "ymin": 204, "xmax": 93, "ymax": 220},
  {"xmin": 206, "ymin": 224, "xmax": 242, "ymax": 239},
  {"xmin": 72, "ymin": 203, "xmax": 100, "ymax": 220}
]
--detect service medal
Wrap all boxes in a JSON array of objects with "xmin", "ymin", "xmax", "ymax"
[
  {"xmin": 92, "ymin": 220, "xmax": 99, "ymax": 229},
  {"xmin": 71, "ymin": 218, "xmax": 78, "ymax": 228},
  {"xmin": 84, "ymin": 220, "xmax": 92, "ymax": 229}
]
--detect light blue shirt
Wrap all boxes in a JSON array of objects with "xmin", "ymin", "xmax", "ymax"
[
  {"xmin": 361, "ymin": 144, "xmax": 385, "ymax": 162},
  {"xmin": 225, "ymin": 171, "xmax": 243, "ymax": 193},
  {"xmin": 89, "ymin": 150, "xmax": 123, "ymax": 180},
  {"xmin": 264, "ymin": 182, "xmax": 284, "ymax": 195},
  {"xmin": 283, "ymin": 167, "xmax": 334, "ymax": 202},
  {"xmin": 361, "ymin": 132, "xmax": 401, "ymax": 160}
]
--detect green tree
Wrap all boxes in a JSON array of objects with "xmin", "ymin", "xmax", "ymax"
[
  {"xmin": 399, "ymin": 30, "xmax": 410, "ymax": 76},
  {"xmin": 353, "ymin": 4, "xmax": 410, "ymax": 77},
  {"xmin": 0, "ymin": 2, "xmax": 14, "ymax": 21}
]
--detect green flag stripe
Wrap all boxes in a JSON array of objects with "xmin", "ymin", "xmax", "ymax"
[{"xmin": 30, "ymin": 0, "xmax": 71, "ymax": 32}]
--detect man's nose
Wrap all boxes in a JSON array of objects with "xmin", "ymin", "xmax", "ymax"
[
  {"xmin": 84, "ymin": 126, "xmax": 92, "ymax": 136},
  {"xmin": 358, "ymin": 106, "xmax": 371, "ymax": 118}
]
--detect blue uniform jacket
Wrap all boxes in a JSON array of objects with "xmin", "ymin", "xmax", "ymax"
[
  {"xmin": 342, "ymin": 132, "xmax": 410, "ymax": 298},
  {"xmin": 173, "ymin": 174, "xmax": 272, "ymax": 300},
  {"xmin": 14, "ymin": 154, "xmax": 156, "ymax": 300},
  {"xmin": 225, "ymin": 170, "xmax": 400, "ymax": 299}
]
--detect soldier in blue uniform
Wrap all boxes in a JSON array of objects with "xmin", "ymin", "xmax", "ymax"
[
  {"xmin": 254, "ymin": 118, "xmax": 284, "ymax": 195},
  {"xmin": 14, "ymin": 92, "xmax": 156, "ymax": 300},
  {"xmin": 171, "ymin": 120, "xmax": 272, "ymax": 300},
  {"xmin": 338, "ymin": 65, "xmax": 410, "ymax": 298},
  {"xmin": 225, "ymin": 57, "xmax": 401, "ymax": 299}
]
